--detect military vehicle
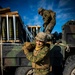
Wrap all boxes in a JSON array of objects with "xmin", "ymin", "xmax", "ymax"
[
  {"xmin": 48, "ymin": 20, "xmax": 75, "ymax": 75},
  {"xmin": 62, "ymin": 20, "xmax": 75, "ymax": 75},
  {"xmin": 0, "ymin": 7, "xmax": 40, "ymax": 75},
  {"xmin": 0, "ymin": 7, "xmax": 75, "ymax": 75},
  {"xmin": 51, "ymin": 20, "xmax": 75, "ymax": 75}
]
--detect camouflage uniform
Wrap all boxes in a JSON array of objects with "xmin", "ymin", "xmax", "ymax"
[
  {"xmin": 22, "ymin": 32, "xmax": 50, "ymax": 75},
  {"xmin": 38, "ymin": 8, "xmax": 56, "ymax": 34}
]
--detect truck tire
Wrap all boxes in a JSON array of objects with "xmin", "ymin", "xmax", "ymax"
[
  {"xmin": 65, "ymin": 55, "xmax": 75, "ymax": 67},
  {"xmin": 63, "ymin": 60, "xmax": 75, "ymax": 75},
  {"xmin": 15, "ymin": 67, "xmax": 34, "ymax": 75}
]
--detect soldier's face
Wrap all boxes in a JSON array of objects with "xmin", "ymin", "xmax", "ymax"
[{"xmin": 36, "ymin": 40, "xmax": 44, "ymax": 46}]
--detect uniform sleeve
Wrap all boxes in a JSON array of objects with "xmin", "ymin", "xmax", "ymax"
[
  {"xmin": 25, "ymin": 46, "xmax": 49, "ymax": 63},
  {"xmin": 43, "ymin": 11, "xmax": 51, "ymax": 24},
  {"xmin": 50, "ymin": 12, "xmax": 56, "ymax": 25},
  {"xmin": 23, "ymin": 41, "xmax": 36, "ymax": 54},
  {"xmin": 59, "ymin": 43, "xmax": 70, "ymax": 52}
]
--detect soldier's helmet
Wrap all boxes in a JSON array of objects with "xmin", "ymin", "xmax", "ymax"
[
  {"xmin": 35, "ymin": 32, "xmax": 47, "ymax": 42},
  {"xmin": 38, "ymin": 8, "xmax": 44, "ymax": 14}
]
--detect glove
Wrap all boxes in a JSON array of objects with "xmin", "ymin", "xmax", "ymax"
[
  {"xmin": 66, "ymin": 45, "xmax": 70, "ymax": 52},
  {"xmin": 25, "ymin": 42, "xmax": 35, "ymax": 51},
  {"xmin": 22, "ymin": 42, "xmax": 31, "ymax": 54},
  {"xmin": 25, "ymin": 42, "xmax": 31, "ymax": 49},
  {"xmin": 22, "ymin": 42, "xmax": 31, "ymax": 50},
  {"xmin": 22, "ymin": 42, "xmax": 35, "ymax": 52}
]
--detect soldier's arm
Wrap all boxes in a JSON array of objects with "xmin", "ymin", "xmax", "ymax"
[
  {"xmin": 25, "ymin": 46, "xmax": 49, "ymax": 63},
  {"xmin": 60, "ymin": 43, "xmax": 70, "ymax": 51},
  {"xmin": 43, "ymin": 11, "xmax": 51, "ymax": 24},
  {"xmin": 50, "ymin": 12, "xmax": 56, "ymax": 25},
  {"xmin": 22, "ymin": 41, "xmax": 36, "ymax": 54},
  {"xmin": 56, "ymin": 43, "xmax": 70, "ymax": 52}
]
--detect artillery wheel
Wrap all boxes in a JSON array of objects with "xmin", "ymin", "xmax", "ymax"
[
  {"xmin": 15, "ymin": 67, "xmax": 34, "ymax": 75},
  {"xmin": 65, "ymin": 55, "xmax": 75, "ymax": 67},
  {"xmin": 63, "ymin": 60, "xmax": 75, "ymax": 75}
]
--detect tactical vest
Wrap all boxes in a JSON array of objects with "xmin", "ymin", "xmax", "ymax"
[{"xmin": 32, "ymin": 46, "xmax": 50, "ymax": 69}]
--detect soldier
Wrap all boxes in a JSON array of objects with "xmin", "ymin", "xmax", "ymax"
[
  {"xmin": 50, "ymin": 39, "xmax": 70, "ymax": 75},
  {"xmin": 22, "ymin": 32, "xmax": 50, "ymax": 75},
  {"xmin": 38, "ymin": 8, "xmax": 56, "ymax": 34}
]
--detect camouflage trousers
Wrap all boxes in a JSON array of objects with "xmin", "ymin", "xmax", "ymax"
[
  {"xmin": 45, "ymin": 23, "xmax": 55, "ymax": 34},
  {"xmin": 33, "ymin": 68, "xmax": 50, "ymax": 75}
]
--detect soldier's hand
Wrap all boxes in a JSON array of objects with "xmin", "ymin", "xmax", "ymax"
[
  {"xmin": 22, "ymin": 42, "xmax": 35, "ymax": 51},
  {"xmin": 22, "ymin": 42, "xmax": 31, "ymax": 50},
  {"xmin": 22, "ymin": 42, "xmax": 26, "ymax": 50},
  {"xmin": 25, "ymin": 42, "xmax": 31, "ymax": 49},
  {"xmin": 22, "ymin": 42, "xmax": 31, "ymax": 54},
  {"xmin": 23, "ymin": 48, "xmax": 29, "ymax": 54},
  {"xmin": 50, "ymin": 66, "xmax": 52, "ymax": 72},
  {"xmin": 66, "ymin": 45, "xmax": 70, "ymax": 52}
]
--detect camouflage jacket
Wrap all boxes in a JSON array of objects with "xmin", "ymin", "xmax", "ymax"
[
  {"xmin": 23, "ymin": 42, "xmax": 50, "ymax": 69},
  {"xmin": 42, "ymin": 10, "xmax": 56, "ymax": 27}
]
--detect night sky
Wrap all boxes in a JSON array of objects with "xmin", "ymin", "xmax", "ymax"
[{"xmin": 0, "ymin": 0, "xmax": 75, "ymax": 33}]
